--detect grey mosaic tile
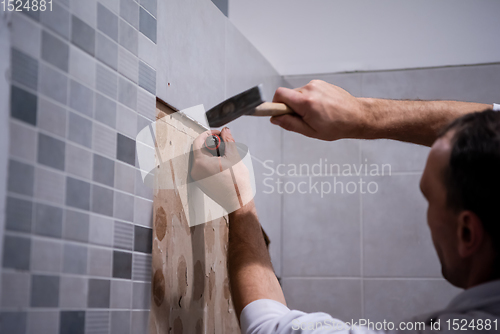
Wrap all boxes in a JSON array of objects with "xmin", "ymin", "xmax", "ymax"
[
  {"xmin": 38, "ymin": 133, "xmax": 66, "ymax": 171},
  {"xmin": 60, "ymin": 311, "xmax": 85, "ymax": 334},
  {"xmin": 31, "ymin": 274, "xmax": 60, "ymax": 307},
  {"xmin": 93, "ymin": 154, "xmax": 115, "ymax": 187},
  {"xmin": 132, "ymin": 253, "xmax": 151, "ymax": 281},
  {"xmin": 138, "ymin": 60, "xmax": 155, "ymax": 94},
  {"xmin": 96, "ymin": 33, "xmax": 119, "ymax": 70},
  {"xmin": 141, "ymin": 0, "xmax": 157, "ymax": 17},
  {"xmin": 8, "ymin": 159, "xmax": 34, "ymax": 196},
  {"xmin": 70, "ymin": 0, "xmax": 96, "ymax": 27},
  {"xmin": 92, "ymin": 184, "xmax": 114, "ymax": 216},
  {"xmin": 11, "ymin": 12, "xmax": 41, "ymax": 58},
  {"xmin": 137, "ymin": 32, "xmax": 156, "ymax": 69},
  {"xmin": 69, "ymin": 45, "xmax": 95, "ymax": 88},
  {"xmin": 89, "ymin": 215, "xmax": 114, "ymax": 246},
  {"xmin": 27, "ymin": 311, "xmax": 59, "ymax": 334},
  {"xmin": 119, "ymin": 19, "xmax": 138, "ymax": 56},
  {"xmin": 10, "ymin": 85, "xmax": 37, "ymax": 126},
  {"xmin": 100, "ymin": 0, "xmax": 119, "ymax": 13},
  {"xmin": 96, "ymin": 63, "xmax": 118, "ymax": 99},
  {"xmin": 118, "ymin": 77, "xmax": 137, "ymax": 110},
  {"xmin": 21, "ymin": 0, "xmax": 40, "ymax": 21},
  {"xmin": 40, "ymin": 1, "xmax": 70, "ymax": 39},
  {"xmin": 88, "ymin": 247, "xmax": 112, "ymax": 277},
  {"xmin": 59, "ymin": 276, "xmax": 88, "ymax": 308},
  {"xmin": 85, "ymin": 311, "xmax": 110, "ymax": 334},
  {"xmin": 112, "ymin": 250, "xmax": 132, "ymax": 279},
  {"xmin": 62, "ymin": 243, "xmax": 88, "ymax": 274},
  {"xmin": 118, "ymin": 47, "xmax": 138, "ymax": 83},
  {"xmin": 34, "ymin": 203, "xmax": 64, "ymax": 238},
  {"xmin": 69, "ymin": 80, "xmax": 94, "ymax": 117},
  {"xmin": 66, "ymin": 176, "xmax": 91, "ymax": 210},
  {"xmin": 133, "ymin": 196, "xmax": 152, "ymax": 227},
  {"xmin": 10, "ymin": 121, "xmax": 37, "ymax": 162},
  {"xmin": 34, "ymin": 167, "xmax": 66, "ymax": 204},
  {"xmin": 131, "ymin": 311, "xmax": 149, "ymax": 334},
  {"xmin": 39, "ymin": 64, "xmax": 68, "ymax": 104},
  {"xmin": 136, "ymin": 87, "xmax": 155, "ymax": 120},
  {"xmin": 116, "ymin": 105, "xmax": 137, "ymax": 138},
  {"xmin": 116, "ymin": 133, "xmax": 136, "ymax": 166},
  {"xmin": 93, "ymin": 122, "xmax": 117, "ymax": 159},
  {"xmin": 113, "ymin": 191, "xmax": 134, "ymax": 222},
  {"xmin": 95, "ymin": 93, "xmax": 117, "ymax": 128},
  {"xmin": 55, "ymin": 0, "xmax": 70, "ymax": 7},
  {"xmin": 110, "ymin": 311, "xmax": 130, "ymax": 334},
  {"xmin": 71, "ymin": 15, "xmax": 95, "ymax": 56},
  {"xmin": 66, "ymin": 143, "xmax": 92, "ymax": 179},
  {"xmin": 110, "ymin": 280, "xmax": 131, "ymax": 309},
  {"xmin": 42, "ymin": 30, "xmax": 69, "ymax": 72},
  {"xmin": 135, "ymin": 169, "xmax": 153, "ymax": 200},
  {"xmin": 114, "ymin": 221, "xmax": 134, "ymax": 250},
  {"xmin": 2, "ymin": 235, "xmax": 31, "ymax": 270},
  {"xmin": 115, "ymin": 162, "xmax": 135, "ymax": 194},
  {"xmin": 132, "ymin": 282, "xmax": 150, "ymax": 309},
  {"xmin": 0, "ymin": 312, "xmax": 27, "ymax": 334},
  {"xmin": 38, "ymin": 98, "xmax": 67, "ymax": 138},
  {"xmin": 6, "ymin": 196, "xmax": 32, "ymax": 232},
  {"xmin": 98, "ymin": 3, "xmax": 119, "ymax": 41},
  {"xmin": 1, "ymin": 272, "xmax": 30, "ymax": 307},
  {"xmin": 134, "ymin": 225, "xmax": 152, "ymax": 253},
  {"xmin": 31, "ymin": 239, "xmax": 63, "ymax": 273},
  {"xmin": 64, "ymin": 209, "xmax": 90, "ymax": 242},
  {"xmin": 11, "ymin": 48, "xmax": 38, "ymax": 90},
  {"xmin": 68, "ymin": 112, "xmax": 93, "ymax": 148},
  {"xmin": 120, "ymin": 0, "xmax": 138, "ymax": 29},
  {"xmin": 139, "ymin": 7, "xmax": 156, "ymax": 43},
  {"xmin": 88, "ymin": 279, "xmax": 111, "ymax": 308}
]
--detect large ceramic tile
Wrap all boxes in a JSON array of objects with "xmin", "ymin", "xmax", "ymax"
[
  {"xmin": 282, "ymin": 278, "xmax": 362, "ymax": 321},
  {"xmin": 282, "ymin": 176, "xmax": 361, "ymax": 277},
  {"xmin": 364, "ymin": 279, "xmax": 462, "ymax": 323},
  {"xmin": 362, "ymin": 174, "xmax": 442, "ymax": 277},
  {"xmin": 156, "ymin": 0, "xmax": 225, "ymax": 110},
  {"xmin": 284, "ymin": 72, "xmax": 362, "ymax": 97}
]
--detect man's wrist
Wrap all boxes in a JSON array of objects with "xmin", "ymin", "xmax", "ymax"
[
  {"xmin": 228, "ymin": 200, "xmax": 257, "ymax": 222},
  {"xmin": 357, "ymin": 97, "xmax": 382, "ymax": 140}
]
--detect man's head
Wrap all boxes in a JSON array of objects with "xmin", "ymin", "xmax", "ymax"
[{"xmin": 420, "ymin": 110, "xmax": 500, "ymax": 289}]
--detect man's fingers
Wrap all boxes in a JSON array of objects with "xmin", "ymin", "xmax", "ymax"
[
  {"xmin": 220, "ymin": 127, "xmax": 235, "ymax": 143},
  {"xmin": 192, "ymin": 130, "xmax": 220, "ymax": 160},
  {"xmin": 273, "ymin": 87, "xmax": 307, "ymax": 117},
  {"xmin": 270, "ymin": 114, "xmax": 316, "ymax": 137}
]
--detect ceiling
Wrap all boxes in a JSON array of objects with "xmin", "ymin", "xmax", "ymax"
[{"xmin": 228, "ymin": 0, "xmax": 500, "ymax": 76}]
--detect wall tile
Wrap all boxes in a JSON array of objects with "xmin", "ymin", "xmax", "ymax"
[
  {"xmin": 88, "ymin": 247, "xmax": 112, "ymax": 277},
  {"xmin": 60, "ymin": 276, "xmax": 88, "ymax": 308},
  {"xmin": 137, "ymin": 33, "xmax": 156, "ymax": 69},
  {"xmin": 71, "ymin": 15, "xmax": 96, "ymax": 56},
  {"xmin": 5, "ymin": 196, "xmax": 33, "ymax": 233},
  {"xmin": 115, "ymin": 161, "xmax": 135, "ymax": 194},
  {"xmin": 114, "ymin": 191, "xmax": 134, "ymax": 222},
  {"xmin": 20, "ymin": 0, "xmax": 40, "ymax": 21},
  {"xmin": 2, "ymin": 235, "xmax": 31, "ymax": 270},
  {"xmin": 64, "ymin": 209, "xmax": 90, "ymax": 242},
  {"xmin": 131, "ymin": 282, "xmax": 150, "ymax": 309},
  {"xmin": 85, "ymin": 311, "xmax": 110, "ymax": 334},
  {"xmin": 133, "ymin": 197, "xmax": 152, "ymax": 228},
  {"xmin": 119, "ymin": 19, "xmax": 138, "ymax": 56},
  {"xmin": 139, "ymin": 7, "xmax": 156, "ymax": 43},
  {"xmin": 8, "ymin": 159, "xmax": 34, "ymax": 196},
  {"xmin": 38, "ymin": 98, "xmax": 67, "ymax": 138},
  {"xmin": 88, "ymin": 279, "xmax": 111, "ymax": 308},
  {"xmin": 118, "ymin": 47, "xmax": 138, "ymax": 83},
  {"xmin": 130, "ymin": 311, "xmax": 149, "ymax": 334},
  {"xmin": 34, "ymin": 203, "xmax": 64, "ymax": 238},
  {"xmin": 134, "ymin": 168, "xmax": 153, "ymax": 200},
  {"xmin": 141, "ymin": 0, "xmax": 157, "ymax": 17},
  {"xmin": 60, "ymin": 311, "xmax": 85, "ymax": 334},
  {"xmin": 96, "ymin": 63, "xmax": 118, "ymax": 99},
  {"xmin": 120, "ymin": 0, "xmax": 139, "ymax": 29},
  {"xmin": 70, "ymin": 0, "xmax": 96, "ymax": 27},
  {"xmin": 39, "ymin": 64, "xmax": 68, "ymax": 104},
  {"xmin": 11, "ymin": 48, "xmax": 38, "ymax": 90},
  {"xmin": 97, "ymin": 3, "xmax": 119, "ymax": 42},
  {"xmin": 66, "ymin": 176, "xmax": 91, "ymax": 210},
  {"xmin": 66, "ymin": 143, "xmax": 92, "ymax": 179},
  {"xmin": 134, "ymin": 225, "xmax": 152, "ymax": 253},
  {"xmin": 31, "ymin": 239, "xmax": 62, "ymax": 273},
  {"xmin": 136, "ymin": 88, "xmax": 155, "ymax": 120},
  {"xmin": 114, "ymin": 221, "xmax": 134, "ymax": 250},
  {"xmin": 42, "ymin": 31, "xmax": 69, "ymax": 72},
  {"xmin": 132, "ymin": 253, "xmax": 151, "ymax": 281},
  {"xmin": 93, "ymin": 123, "xmax": 117, "ymax": 158},
  {"xmin": 1, "ymin": 272, "xmax": 30, "ymax": 307},
  {"xmin": 138, "ymin": 61, "xmax": 155, "ymax": 94},
  {"xmin": 112, "ymin": 250, "xmax": 132, "ymax": 279},
  {"xmin": 99, "ymin": 0, "xmax": 120, "ymax": 14},
  {"xmin": 110, "ymin": 281, "xmax": 131, "ymax": 309},
  {"xmin": 38, "ymin": 133, "xmax": 66, "ymax": 171},
  {"xmin": 96, "ymin": 33, "xmax": 119, "ymax": 70},
  {"xmin": 69, "ymin": 45, "xmax": 95, "ymax": 89},
  {"xmin": 110, "ymin": 311, "xmax": 130, "ymax": 334},
  {"xmin": 9, "ymin": 121, "xmax": 37, "ymax": 162},
  {"xmin": 95, "ymin": 93, "xmax": 117, "ymax": 128},
  {"xmin": 93, "ymin": 154, "xmax": 115, "ymax": 187},
  {"xmin": 69, "ymin": 80, "xmax": 94, "ymax": 117},
  {"xmin": 63, "ymin": 244, "xmax": 88, "ymax": 274},
  {"xmin": 31, "ymin": 275, "xmax": 60, "ymax": 307},
  {"xmin": 89, "ymin": 215, "xmax": 114, "ymax": 246},
  {"xmin": 68, "ymin": 112, "xmax": 93, "ymax": 148},
  {"xmin": 117, "ymin": 105, "xmax": 137, "ymax": 138},
  {"xmin": 116, "ymin": 133, "xmax": 136, "ymax": 165},
  {"xmin": 91, "ymin": 184, "xmax": 114, "ymax": 216},
  {"xmin": 34, "ymin": 167, "xmax": 66, "ymax": 204},
  {"xmin": 41, "ymin": 1, "xmax": 71, "ymax": 39},
  {"xmin": 10, "ymin": 85, "xmax": 37, "ymax": 126},
  {"xmin": 11, "ymin": 13, "xmax": 41, "ymax": 58},
  {"xmin": 0, "ymin": 312, "xmax": 27, "ymax": 334},
  {"xmin": 118, "ymin": 77, "xmax": 137, "ymax": 110},
  {"xmin": 27, "ymin": 311, "xmax": 59, "ymax": 334}
]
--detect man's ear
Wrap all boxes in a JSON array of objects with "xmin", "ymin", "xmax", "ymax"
[{"xmin": 457, "ymin": 210, "xmax": 485, "ymax": 258}]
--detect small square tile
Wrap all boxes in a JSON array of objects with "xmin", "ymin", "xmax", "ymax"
[
  {"xmin": 8, "ymin": 159, "xmax": 34, "ymax": 196},
  {"xmin": 39, "ymin": 64, "xmax": 68, "ymax": 104},
  {"xmin": 31, "ymin": 239, "xmax": 63, "ymax": 273},
  {"xmin": 96, "ymin": 33, "xmax": 118, "ymax": 70},
  {"xmin": 96, "ymin": 63, "xmax": 118, "ymax": 99},
  {"xmin": 89, "ymin": 215, "xmax": 114, "ymax": 246},
  {"xmin": 110, "ymin": 311, "xmax": 130, "ymax": 334},
  {"xmin": 133, "ymin": 196, "xmax": 152, "ymax": 227},
  {"xmin": 113, "ymin": 191, "xmax": 134, "ymax": 222},
  {"xmin": 117, "ymin": 105, "xmax": 137, "ymax": 138},
  {"xmin": 27, "ymin": 311, "xmax": 59, "ymax": 334},
  {"xmin": 112, "ymin": 251, "xmax": 132, "ymax": 279},
  {"xmin": 64, "ymin": 209, "xmax": 90, "ymax": 242},
  {"xmin": 98, "ymin": 3, "xmax": 119, "ymax": 41},
  {"xmin": 134, "ymin": 168, "xmax": 153, "ymax": 200},
  {"xmin": 139, "ymin": 7, "xmax": 156, "ymax": 43},
  {"xmin": 93, "ymin": 122, "xmax": 117, "ymax": 158},
  {"xmin": 132, "ymin": 282, "xmax": 150, "ymax": 309},
  {"xmin": 93, "ymin": 154, "xmax": 115, "ymax": 186},
  {"xmin": 70, "ymin": 0, "xmax": 96, "ymax": 26},
  {"xmin": 138, "ymin": 61, "xmax": 155, "ymax": 94},
  {"xmin": 11, "ymin": 48, "xmax": 38, "ymax": 90},
  {"xmin": 20, "ymin": 0, "xmax": 40, "ymax": 21},
  {"xmin": 34, "ymin": 203, "xmax": 63, "ymax": 238},
  {"xmin": 134, "ymin": 225, "xmax": 152, "ymax": 253},
  {"xmin": 85, "ymin": 311, "xmax": 110, "ymax": 333},
  {"xmin": 34, "ymin": 167, "xmax": 66, "ymax": 204},
  {"xmin": 60, "ymin": 311, "xmax": 85, "ymax": 334},
  {"xmin": 137, "ymin": 33, "xmax": 156, "ymax": 69},
  {"xmin": 132, "ymin": 253, "xmax": 151, "ymax": 281},
  {"xmin": 114, "ymin": 221, "xmax": 134, "ymax": 250},
  {"xmin": 131, "ymin": 311, "xmax": 149, "ymax": 334},
  {"xmin": 0, "ymin": 312, "xmax": 27, "ymax": 334},
  {"xmin": 40, "ymin": 1, "xmax": 70, "ymax": 39},
  {"xmin": 118, "ymin": 77, "xmax": 137, "ymax": 110},
  {"xmin": 88, "ymin": 279, "xmax": 110, "ymax": 308},
  {"xmin": 120, "ymin": 0, "xmax": 138, "ymax": 28},
  {"xmin": 95, "ymin": 93, "xmax": 117, "ymax": 128},
  {"xmin": 119, "ymin": 19, "xmax": 138, "ymax": 56},
  {"xmin": 110, "ymin": 280, "xmax": 131, "ymax": 309},
  {"xmin": 1, "ymin": 272, "xmax": 30, "ymax": 307},
  {"xmin": 69, "ymin": 79, "xmax": 94, "ymax": 116},
  {"xmin": 38, "ymin": 133, "xmax": 66, "ymax": 171},
  {"xmin": 116, "ymin": 133, "xmax": 136, "ymax": 166},
  {"xmin": 115, "ymin": 162, "xmax": 135, "ymax": 194},
  {"xmin": 62, "ymin": 243, "xmax": 88, "ymax": 274},
  {"xmin": 10, "ymin": 121, "xmax": 37, "ymax": 162},
  {"xmin": 42, "ymin": 30, "xmax": 69, "ymax": 72},
  {"xmin": 3, "ymin": 235, "xmax": 31, "ymax": 270},
  {"xmin": 56, "ymin": 0, "xmax": 70, "ymax": 7},
  {"xmin": 6, "ymin": 196, "xmax": 33, "ymax": 232},
  {"xmin": 66, "ymin": 176, "xmax": 91, "ymax": 210},
  {"xmin": 11, "ymin": 13, "xmax": 41, "ymax": 58},
  {"xmin": 59, "ymin": 276, "xmax": 88, "ymax": 308},
  {"xmin": 136, "ymin": 88, "xmax": 155, "ymax": 120},
  {"xmin": 31, "ymin": 275, "xmax": 60, "ymax": 307},
  {"xmin": 99, "ymin": 0, "xmax": 119, "ymax": 13},
  {"xmin": 141, "ymin": 0, "xmax": 156, "ymax": 17},
  {"xmin": 10, "ymin": 85, "xmax": 37, "ymax": 126},
  {"xmin": 118, "ymin": 47, "xmax": 138, "ymax": 83},
  {"xmin": 92, "ymin": 184, "xmax": 114, "ymax": 216},
  {"xmin": 69, "ymin": 45, "xmax": 95, "ymax": 88},
  {"xmin": 66, "ymin": 144, "xmax": 92, "ymax": 179},
  {"xmin": 88, "ymin": 247, "xmax": 112, "ymax": 277},
  {"xmin": 68, "ymin": 112, "xmax": 93, "ymax": 148},
  {"xmin": 38, "ymin": 98, "xmax": 67, "ymax": 137},
  {"xmin": 71, "ymin": 15, "xmax": 95, "ymax": 56}
]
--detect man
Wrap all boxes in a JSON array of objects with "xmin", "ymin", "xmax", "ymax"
[{"xmin": 191, "ymin": 80, "xmax": 500, "ymax": 333}]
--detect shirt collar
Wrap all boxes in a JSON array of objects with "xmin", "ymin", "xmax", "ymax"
[{"xmin": 447, "ymin": 279, "xmax": 500, "ymax": 311}]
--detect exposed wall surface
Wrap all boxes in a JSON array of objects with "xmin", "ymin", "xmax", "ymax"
[{"xmin": 280, "ymin": 63, "xmax": 500, "ymax": 322}]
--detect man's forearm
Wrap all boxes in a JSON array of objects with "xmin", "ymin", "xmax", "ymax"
[
  {"xmin": 359, "ymin": 98, "xmax": 492, "ymax": 146},
  {"xmin": 227, "ymin": 202, "xmax": 286, "ymax": 319}
]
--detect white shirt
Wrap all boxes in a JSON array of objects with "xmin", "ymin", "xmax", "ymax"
[{"xmin": 493, "ymin": 103, "xmax": 500, "ymax": 111}]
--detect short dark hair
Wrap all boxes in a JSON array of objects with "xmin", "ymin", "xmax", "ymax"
[{"xmin": 439, "ymin": 109, "xmax": 500, "ymax": 254}]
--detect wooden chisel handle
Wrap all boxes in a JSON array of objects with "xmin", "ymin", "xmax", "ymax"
[{"xmin": 252, "ymin": 102, "xmax": 294, "ymax": 117}]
